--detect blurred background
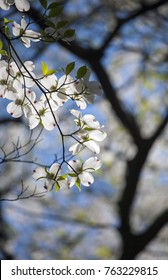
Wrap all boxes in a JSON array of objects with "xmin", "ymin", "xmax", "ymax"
[{"xmin": 0, "ymin": 0, "xmax": 168, "ymax": 260}]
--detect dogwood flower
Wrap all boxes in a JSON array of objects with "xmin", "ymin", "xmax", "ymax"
[
  {"xmin": 67, "ymin": 69, "xmax": 103, "ymax": 109},
  {"xmin": 68, "ymin": 157, "xmax": 102, "ymax": 187},
  {"xmin": 69, "ymin": 129, "xmax": 106, "ymax": 155},
  {"xmin": 28, "ymin": 100, "xmax": 58, "ymax": 130},
  {"xmin": 69, "ymin": 110, "xmax": 107, "ymax": 154},
  {"xmin": 70, "ymin": 109, "xmax": 102, "ymax": 129},
  {"xmin": 6, "ymin": 88, "xmax": 36, "ymax": 118},
  {"xmin": 0, "ymin": 60, "xmax": 16, "ymax": 98},
  {"xmin": 9, "ymin": 61, "xmax": 35, "ymax": 88},
  {"xmin": 12, "ymin": 17, "xmax": 41, "ymax": 48},
  {"xmin": 40, "ymin": 74, "xmax": 72, "ymax": 109},
  {"xmin": 33, "ymin": 163, "xmax": 68, "ymax": 191},
  {"xmin": 0, "ymin": 0, "xmax": 30, "ymax": 11}
]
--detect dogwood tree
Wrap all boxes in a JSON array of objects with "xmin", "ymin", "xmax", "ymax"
[
  {"xmin": 0, "ymin": 0, "xmax": 168, "ymax": 261},
  {"xmin": 0, "ymin": 0, "xmax": 107, "ymax": 194}
]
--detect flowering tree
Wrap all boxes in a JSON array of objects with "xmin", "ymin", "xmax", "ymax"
[
  {"xmin": 0, "ymin": 0, "xmax": 168, "ymax": 260},
  {"xmin": 0, "ymin": 0, "xmax": 107, "ymax": 195}
]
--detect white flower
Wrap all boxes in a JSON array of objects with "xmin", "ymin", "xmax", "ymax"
[
  {"xmin": 0, "ymin": 60, "xmax": 17, "ymax": 98},
  {"xmin": 68, "ymin": 157, "xmax": 101, "ymax": 187},
  {"xmin": 69, "ymin": 110, "xmax": 107, "ymax": 154},
  {"xmin": 9, "ymin": 61, "xmax": 35, "ymax": 88},
  {"xmin": 69, "ymin": 129, "xmax": 106, "ymax": 155},
  {"xmin": 0, "ymin": 0, "xmax": 30, "ymax": 11},
  {"xmin": 40, "ymin": 74, "xmax": 71, "ymax": 109},
  {"xmin": 70, "ymin": 109, "xmax": 102, "ymax": 129},
  {"xmin": 67, "ymin": 69, "xmax": 103, "ymax": 109},
  {"xmin": 12, "ymin": 17, "xmax": 41, "ymax": 48},
  {"xmin": 33, "ymin": 163, "xmax": 67, "ymax": 191},
  {"xmin": 28, "ymin": 100, "xmax": 58, "ymax": 130},
  {"xmin": 6, "ymin": 88, "xmax": 36, "ymax": 118}
]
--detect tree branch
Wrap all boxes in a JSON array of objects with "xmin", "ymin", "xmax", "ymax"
[{"xmin": 100, "ymin": 0, "xmax": 168, "ymax": 54}]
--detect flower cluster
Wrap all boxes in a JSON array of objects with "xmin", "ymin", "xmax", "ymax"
[
  {"xmin": 0, "ymin": 0, "xmax": 107, "ymax": 192},
  {"xmin": 0, "ymin": 0, "xmax": 30, "ymax": 12}
]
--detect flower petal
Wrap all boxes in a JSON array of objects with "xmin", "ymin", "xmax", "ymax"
[
  {"xmin": 84, "ymin": 140, "xmax": 100, "ymax": 154},
  {"xmin": 79, "ymin": 171, "xmax": 94, "ymax": 186},
  {"xmin": 32, "ymin": 166, "xmax": 46, "ymax": 180},
  {"xmin": 88, "ymin": 130, "xmax": 107, "ymax": 141},
  {"xmin": 83, "ymin": 157, "xmax": 102, "ymax": 171}
]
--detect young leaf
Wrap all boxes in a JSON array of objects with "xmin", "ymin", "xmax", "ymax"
[
  {"xmin": 0, "ymin": 50, "xmax": 8, "ymax": 56},
  {"xmin": 41, "ymin": 61, "xmax": 49, "ymax": 76},
  {"xmin": 76, "ymin": 65, "xmax": 87, "ymax": 79},
  {"xmin": 0, "ymin": 40, "xmax": 2, "ymax": 50},
  {"xmin": 48, "ymin": 6, "xmax": 63, "ymax": 18},
  {"xmin": 76, "ymin": 177, "xmax": 81, "ymax": 191},
  {"xmin": 66, "ymin": 62, "xmax": 75, "ymax": 75},
  {"xmin": 55, "ymin": 182, "xmax": 60, "ymax": 192},
  {"xmin": 39, "ymin": 0, "xmax": 47, "ymax": 9},
  {"xmin": 57, "ymin": 21, "xmax": 68, "ymax": 29},
  {"xmin": 63, "ymin": 29, "xmax": 75, "ymax": 39},
  {"xmin": 48, "ymin": 2, "xmax": 62, "ymax": 9},
  {"xmin": 47, "ymin": 69, "xmax": 56, "ymax": 75}
]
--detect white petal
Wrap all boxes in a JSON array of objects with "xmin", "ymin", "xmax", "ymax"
[
  {"xmin": 83, "ymin": 157, "xmax": 102, "ymax": 171},
  {"xmin": 58, "ymin": 178, "xmax": 69, "ymax": 190},
  {"xmin": 28, "ymin": 115, "xmax": 40, "ymax": 129},
  {"xmin": 44, "ymin": 179, "xmax": 55, "ymax": 191},
  {"xmin": 89, "ymin": 130, "xmax": 107, "ymax": 141},
  {"xmin": 68, "ymin": 159, "xmax": 82, "ymax": 172},
  {"xmin": 15, "ymin": 0, "xmax": 30, "ymax": 11},
  {"xmin": 21, "ymin": 37, "xmax": 31, "ymax": 48},
  {"xmin": 88, "ymin": 81, "xmax": 103, "ymax": 96},
  {"xmin": 0, "ymin": 1, "xmax": 10, "ymax": 10},
  {"xmin": 49, "ymin": 163, "xmax": 61, "ymax": 177},
  {"xmin": 23, "ymin": 61, "xmax": 35, "ymax": 71},
  {"xmin": 67, "ymin": 176, "xmax": 77, "ymax": 188},
  {"xmin": 83, "ymin": 114, "xmax": 100, "ymax": 129},
  {"xmin": 41, "ymin": 112, "xmax": 57, "ymax": 131},
  {"xmin": 70, "ymin": 109, "xmax": 81, "ymax": 118},
  {"xmin": 69, "ymin": 142, "xmax": 84, "ymax": 155},
  {"xmin": 7, "ymin": 102, "xmax": 23, "ymax": 118},
  {"xmin": 84, "ymin": 140, "xmax": 100, "ymax": 154},
  {"xmin": 40, "ymin": 74, "xmax": 57, "ymax": 90},
  {"xmin": 32, "ymin": 166, "xmax": 46, "ymax": 180},
  {"xmin": 21, "ymin": 18, "xmax": 27, "ymax": 29},
  {"xmin": 76, "ymin": 98, "xmax": 86, "ymax": 109},
  {"xmin": 79, "ymin": 171, "xmax": 94, "ymax": 186},
  {"xmin": 12, "ymin": 21, "xmax": 21, "ymax": 36}
]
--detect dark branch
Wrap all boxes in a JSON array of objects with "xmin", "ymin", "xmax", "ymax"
[{"xmin": 100, "ymin": 0, "xmax": 168, "ymax": 54}]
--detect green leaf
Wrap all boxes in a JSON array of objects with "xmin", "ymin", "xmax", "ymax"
[
  {"xmin": 5, "ymin": 25, "xmax": 10, "ymax": 37},
  {"xmin": 0, "ymin": 40, "xmax": 2, "ymax": 50},
  {"xmin": 4, "ymin": 18, "xmax": 13, "ymax": 24},
  {"xmin": 68, "ymin": 173, "xmax": 77, "ymax": 178},
  {"xmin": 63, "ymin": 29, "xmax": 75, "ymax": 38},
  {"xmin": 66, "ymin": 62, "xmax": 75, "ymax": 75},
  {"xmin": 41, "ymin": 61, "xmax": 49, "ymax": 76},
  {"xmin": 76, "ymin": 177, "xmax": 81, "ymax": 191},
  {"xmin": 58, "ymin": 174, "xmax": 67, "ymax": 181},
  {"xmin": 57, "ymin": 21, "xmax": 68, "ymax": 29},
  {"xmin": 55, "ymin": 182, "xmax": 60, "ymax": 192},
  {"xmin": 39, "ymin": 0, "xmax": 47, "ymax": 9},
  {"xmin": 76, "ymin": 65, "xmax": 87, "ymax": 79},
  {"xmin": 45, "ymin": 21, "xmax": 56, "ymax": 28},
  {"xmin": 0, "ymin": 50, "xmax": 8, "ymax": 56},
  {"xmin": 48, "ymin": 2, "xmax": 62, "ymax": 9},
  {"xmin": 48, "ymin": 6, "xmax": 63, "ymax": 18},
  {"xmin": 47, "ymin": 69, "xmax": 56, "ymax": 75}
]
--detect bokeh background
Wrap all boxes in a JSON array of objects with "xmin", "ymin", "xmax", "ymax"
[{"xmin": 0, "ymin": 0, "xmax": 168, "ymax": 260}]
